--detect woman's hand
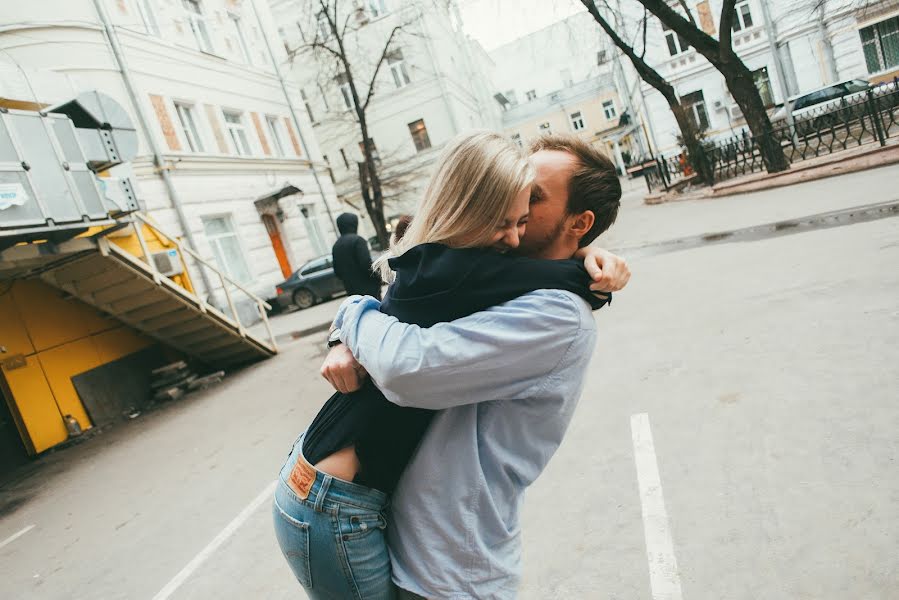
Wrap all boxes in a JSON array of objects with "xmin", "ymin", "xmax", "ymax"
[
  {"xmin": 321, "ymin": 344, "xmax": 368, "ymax": 393},
  {"xmin": 575, "ymin": 246, "xmax": 631, "ymax": 294}
]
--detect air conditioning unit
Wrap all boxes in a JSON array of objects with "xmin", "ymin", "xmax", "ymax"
[
  {"xmin": 712, "ymin": 99, "xmax": 725, "ymax": 110},
  {"xmin": 151, "ymin": 249, "xmax": 184, "ymax": 277},
  {"xmin": 728, "ymin": 104, "xmax": 744, "ymax": 120}
]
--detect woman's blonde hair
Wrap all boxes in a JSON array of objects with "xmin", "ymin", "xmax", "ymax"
[{"xmin": 374, "ymin": 131, "xmax": 534, "ymax": 281}]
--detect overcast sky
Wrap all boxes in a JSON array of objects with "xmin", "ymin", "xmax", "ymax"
[{"xmin": 457, "ymin": 0, "xmax": 584, "ymax": 51}]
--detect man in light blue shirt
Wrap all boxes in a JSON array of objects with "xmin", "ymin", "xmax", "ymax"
[{"xmin": 324, "ymin": 135, "xmax": 630, "ymax": 598}]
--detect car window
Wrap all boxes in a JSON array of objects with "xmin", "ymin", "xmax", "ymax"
[
  {"xmin": 844, "ymin": 80, "xmax": 869, "ymax": 93},
  {"xmin": 300, "ymin": 258, "xmax": 330, "ymax": 276}
]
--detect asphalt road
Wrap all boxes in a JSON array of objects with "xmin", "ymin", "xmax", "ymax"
[{"xmin": 1, "ymin": 168, "xmax": 897, "ymax": 599}]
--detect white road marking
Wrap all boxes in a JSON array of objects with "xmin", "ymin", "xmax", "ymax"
[
  {"xmin": 0, "ymin": 524, "xmax": 35, "ymax": 550},
  {"xmin": 151, "ymin": 480, "xmax": 278, "ymax": 600},
  {"xmin": 630, "ymin": 413, "xmax": 684, "ymax": 600}
]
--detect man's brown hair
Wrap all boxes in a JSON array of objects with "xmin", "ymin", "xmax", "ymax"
[{"xmin": 529, "ymin": 134, "xmax": 621, "ymax": 247}]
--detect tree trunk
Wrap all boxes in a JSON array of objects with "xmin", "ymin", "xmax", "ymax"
[
  {"xmin": 723, "ymin": 65, "xmax": 790, "ymax": 173},
  {"xmin": 670, "ymin": 101, "xmax": 714, "ymax": 183},
  {"xmin": 357, "ymin": 116, "xmax": 390, "ymax": 248},
  {"xmin": 579, "ymin": 0, "xmax": 713, "ymax": 185}
]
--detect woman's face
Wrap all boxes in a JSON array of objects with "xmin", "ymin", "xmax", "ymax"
[{"xmin": 489, "ymin": 185, "xmax": 530, "ymax": 252}]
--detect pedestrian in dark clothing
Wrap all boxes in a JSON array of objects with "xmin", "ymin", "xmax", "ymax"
[{"xmin": 332, "ymin": 213, "xmax": 381, "ymax": 299}]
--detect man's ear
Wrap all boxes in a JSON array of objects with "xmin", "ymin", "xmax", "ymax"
[{"xmin": 569, "ymin": 210, "xmax": 595, "ymax": 240}]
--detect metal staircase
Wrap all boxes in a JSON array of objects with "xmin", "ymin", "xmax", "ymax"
[
  {"xmin": 0, "ymin": 92, "xmax": 276, "ymax": 368},
  {"xmin": 0, "ymin": 214, "xmax": 277, "ymax": 368}
]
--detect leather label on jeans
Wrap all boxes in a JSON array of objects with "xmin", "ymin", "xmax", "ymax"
[{"xmin": 288, "ymin": 458, "xmax": 315, "ymax": 500}]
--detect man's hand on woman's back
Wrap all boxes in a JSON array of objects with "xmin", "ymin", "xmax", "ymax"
[{"xmin": 576, "ymin": 247, "xmax": 631, "ymax": 294}]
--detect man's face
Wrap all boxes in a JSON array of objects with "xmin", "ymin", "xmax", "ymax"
[{"xmin": 516, "ymin": 150, "xmax": 577, "ymax": 259}]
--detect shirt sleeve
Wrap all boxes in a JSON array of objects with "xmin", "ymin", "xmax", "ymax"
[{"xmin": 340, "ymin": 290, "xmax": 591, "ymax": 409}]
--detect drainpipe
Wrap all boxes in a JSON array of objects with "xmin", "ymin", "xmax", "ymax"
[
  {"xmin": 249, "ymin": 0, "xmax": 338, "ymax": 240},
  {"xmin": 760, "ymin": 0, "xmax": 797, "ymax": 143},
  {"xmin": 91, "ymin": 0, "xmax": 216, "ymax": 297},
  {"xmin": 418, "ymin": 5, "xmax": 461, "ymax": 134},
  {"xmin": 816, "ymin": 3, "xmax": 839, "ymax": 84}
]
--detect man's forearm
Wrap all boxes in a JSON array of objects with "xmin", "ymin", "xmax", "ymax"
[{"xmin": 340, "ymin": 291, "xmax": 586, "ymax": 409}]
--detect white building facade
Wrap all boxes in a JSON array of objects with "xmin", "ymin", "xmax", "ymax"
[
  {"xmin": 270, "ymin": 0, "xmax": 501, "ymax": 228},
  {"xmin": 0, "ymin": 0, "xmax": 341, "ymax": 303},
  {"xmin": 629, "ymin": 0, "xmax": 899, "ymax": 154},
  {"xmin": 487, "ymin": 13, "xmax": 645, "ymax": 172}
]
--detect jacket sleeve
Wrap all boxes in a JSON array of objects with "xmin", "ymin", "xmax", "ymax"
[{"xmin": 340, "ymin": 291, "xmax": 591, "ymax": 409}]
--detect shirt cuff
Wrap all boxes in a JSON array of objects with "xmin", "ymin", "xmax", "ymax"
[
  {"xmin": 338, "ymin": 296, "xmax": 382, "ymax": 347},
  {"xmin": 331, "ymin": 295, "xmax": 366, "ymax": 331}
]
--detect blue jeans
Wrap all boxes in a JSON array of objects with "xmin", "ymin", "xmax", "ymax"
[{"xmin": 273, "ymin": 434, "xmax": 396, "ymax": 600}]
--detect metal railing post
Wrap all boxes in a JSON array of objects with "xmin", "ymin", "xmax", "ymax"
[
  {"xmin": 220, "ymin": 272, "xmax": 242, "ymax": 332},
  {"xmin": 867, "ymin": 89, "xmax": 887, "ymax": 146},
  {"xmin": 258, "ymin": 299, "xmax": 277, "ymax": 351}
]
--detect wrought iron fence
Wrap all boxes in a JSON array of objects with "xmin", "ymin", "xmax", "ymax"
[
  {"xmin": 708, "ymin": 77, "xmax": 899, "ymax": 182},
  {"xmin": 642, "ymin": 77, "xmax": 899, "ymax": 191}
]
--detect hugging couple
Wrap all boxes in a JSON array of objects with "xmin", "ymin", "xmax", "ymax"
[{"xmin": 273, "ymin": 131, "xmax": 631, "ymax": 599}]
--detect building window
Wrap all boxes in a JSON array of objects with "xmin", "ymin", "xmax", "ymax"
[
  {"xmin": 389, "ymin": 50, "xmax": 412, "ymax": 88},
  {"xmin": 525, "ymin": 89, "xmax": 537, "ymax": 101},
  {"xmin": 753, "ymin": 66, "xmax": 774, "ymax": 106},
  {"xmin": 504, "ymin": 90, "xmax": 518, "ymax": 106},
  {"xmin": 223, "ymin": 111, "xmax": 251, "ymax": 155},
  {"xmin": 570, "ymin": 111, "xmax": 586, "ymax": 131},
  {"xmin": 602, "ymin": 99, "xmax": 617, "ymax": 120},
  {"xmin": 229, "ymin": 13, "xmax": 252, "ymax": 63},
  {"xmin": 317, "ymin": 12, "xmax": 331, "ymax": 40},
  {"xmin": 182, "ymin": 0, "xmax": 214, "ymax": 53},
  {"xmin": 202, "ymin": 215, "xmax": 251, "ymax": 283},
  {"xmin": 731, "ymin": 1, "xmax": 754, "ymax": 32},
  {"xmin": 174, "ymin": 102, "xmax": 204, "ymax": 152},
  {"xmin": 511, "ymin": 133, "xmax": 522, "ymax": 147},
  {"xmin": 860, "ymin": 16, "xmax": 899, "ymax": 74},
  {"xmin": 408, "ymin": 119, "xmax": 431, "ymax": 152},
  {"xmin": 539, "ymin": 122, "xmax": 551, "ymax": 134},
  {"xmin": 339, "ymin": 148, "xmax": 349, "ymax": 168},
  {"xmin": 597, "ymin": 49, "xmax": 609, "ymax": 65},
  {"xmin": 317, "ymin": 83, "xmax": 330, "ymax": 111},
  {"xmin": 137, "ymin": 0, "xmax": 160, "ymax": 36},
  {"xmin": 266, "ymin": 116, "xmax": 287, "ymax": 156},
  {"xmin": 663, "ymin": 23, "xmax": 690, "ymax": 56},
  {"xmin": 337, "ymin": 73, "xmax": 354, "ymax": 110},
  {"xmin": 681, "ymin": 90, "xmax": 710, "ymax": 131},
  {"xmin": 300, "ymin": 89, "xmax": 315, "ymax": 122},
  {"xmin": 368, "ymin": 0, "xmax": 388, "ymax": 18}
]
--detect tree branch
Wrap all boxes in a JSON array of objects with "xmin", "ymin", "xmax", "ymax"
[
  {"xmin": 677, "ymin": 0, "xmax": 697, "ymax": 26},
  {"xmin": 640, "ymin": 8, "xmax": 648, "ymax": 59},
  {"xmin": 362, "ymin": 26, "xmax": 402, "ymax": 110},
  {"xmin": 718, "ymin": 0, "xmax": 737, "ymax": 58},
  {"xmin": 637, "ymin": 0, "xmax": 720, "ymax": 62}
]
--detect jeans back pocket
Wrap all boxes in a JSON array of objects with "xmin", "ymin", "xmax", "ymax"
[{"xmin": 272, "ymin": 496, "xmax": 312, "ymax": 588}]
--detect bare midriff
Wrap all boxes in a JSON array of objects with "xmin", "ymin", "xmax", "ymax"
[{"xmin": 314, "ymin": 445, "xmax": 360, "ymax": 482}]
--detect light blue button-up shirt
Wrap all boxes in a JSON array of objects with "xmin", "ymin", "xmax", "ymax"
[{"xmin": 333, "ymin": 289, "xmax": 598, "ymax": 599}]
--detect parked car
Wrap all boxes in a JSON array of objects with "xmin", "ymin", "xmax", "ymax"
[
  {"xmin": 771, "ymin": 78, "xmax": 871, "ymax": 124},
  {"xmin": 273, "ymin": 255, "xmax": 345, "ymax": 311}
]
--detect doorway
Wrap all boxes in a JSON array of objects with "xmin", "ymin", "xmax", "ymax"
[{"xmin": 261, "ymin": 213, "xmax": 293, "ymax": 279}]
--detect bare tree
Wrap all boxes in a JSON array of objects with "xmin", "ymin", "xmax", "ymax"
[
  {"xmin": 290, "ymin": 0, "xmax": 411, "ymax": 247},
  {"xmin": 580, "ymin": 0, "xmax": 714, "ymax": 184},
  {"xmin": 638, "ymin": 0, "xmax": 790, "ymax": 173}
]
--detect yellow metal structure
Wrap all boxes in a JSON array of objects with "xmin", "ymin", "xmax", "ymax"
[{"xmin": 1, "ymin": 279, "xmax": 153, "ymax": 454}]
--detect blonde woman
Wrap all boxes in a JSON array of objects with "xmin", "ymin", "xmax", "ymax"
[{"xmin": 273, "ymin": 132, "xmax": 612, "ymax": 599}]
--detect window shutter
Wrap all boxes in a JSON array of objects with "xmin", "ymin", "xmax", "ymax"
[{"xmin": 149, "ymin": 94, "xmax": 182, "ymax": 151}]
